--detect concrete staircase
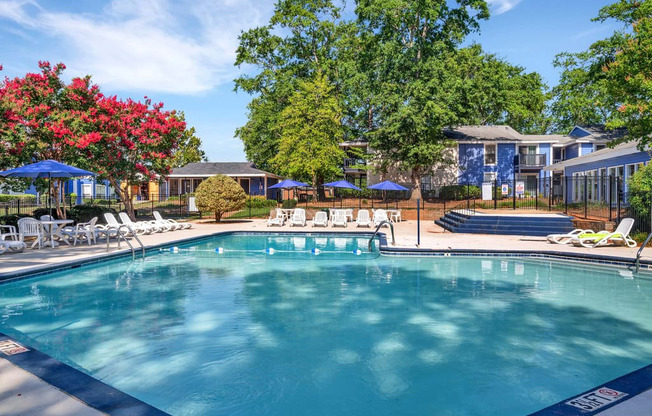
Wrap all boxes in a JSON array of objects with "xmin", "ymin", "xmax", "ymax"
[{"xmin": 435, "ymin": 211, "xmax": 575, "ymax": 236}]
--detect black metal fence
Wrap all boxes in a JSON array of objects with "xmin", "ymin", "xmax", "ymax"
[{"xmin": 1, "ymin": 176, "xmax": 650, "ymax": 234}]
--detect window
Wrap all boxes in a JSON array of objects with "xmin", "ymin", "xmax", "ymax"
[
  {"xmin": 484, "ymin": 144, "xmax": 496, "ymax": 165},
  {"xmin": 483, "ymin": 172, "xmax": 497, "ymax": 182},
  {"xmin": 596, "ymin": 144, "xmax": 607, "ymax": 151}
]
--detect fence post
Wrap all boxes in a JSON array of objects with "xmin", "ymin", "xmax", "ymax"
[
  {"xmin": 617, "ymin": 178, "xmax": 621, "ymax": 224},
  {"xmin": 466, "ymin": 183, "xmax": 470, "ymax": 211},
  {"xmin": 564, "ymin": 176, "xmax": 568, "ymax": 214},
  {"xmin": 151, "ymin": 200, "xmax": 154, "ymax": 217},
  {"xmin": 494, "ymin": 178, "xmax": 498, "ymax": 210},
  {"xmin": 416, "ymin": 198, "xmax": 421, "ymax": 247},
  {"xmin": 535, "ymin": 177, "xmax": 538, "ymax": 211},
  {"xmin": 584, "ymin": 175, "xmax": 588, "ymax": 219},
  {"xmin": 548, "ymin": 177, "xmax": 552, "ymax": 211},
  {"xmin": 249, "ymin": 196, "xmax": 252, "ymax": 219}
]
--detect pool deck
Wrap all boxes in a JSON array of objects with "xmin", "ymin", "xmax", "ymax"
[{"xmin": 1, "ymin": 218, "xmax": 650, "ymax": 415}]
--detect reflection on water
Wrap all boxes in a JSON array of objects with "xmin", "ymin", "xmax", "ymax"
[{"xmin": 1, "ymin": 235, "xmax": 652, "ymax": 416}]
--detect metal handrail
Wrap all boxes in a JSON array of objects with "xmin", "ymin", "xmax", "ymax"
[
  {"xmin": 635, "ymin": 232, "xmax": 652, "ymax": 273},
  {"xmin": 106, "ymin": 225, "xmax": 145, "ymax": 260},
  {"xmin": 369, "ymin": 220, "xmax": 395, "ymax": 251}
]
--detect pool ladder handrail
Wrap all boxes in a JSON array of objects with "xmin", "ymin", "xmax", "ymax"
[
  {"xmin": 369, "ymin": 220, "xmax": 395, "ymax": 252},
  {"xmin": 635, "ymin": 232, "xmax": 652, "ymax": 273},
  {"xmin": 106, "ymin": 224, "xmax": 145, "ymax": 260}
]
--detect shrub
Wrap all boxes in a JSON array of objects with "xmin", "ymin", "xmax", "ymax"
[
  {"xmin": 246, "ymin": 196, "xmax": 278, "ymax": 209},
  {"xmin": 33, "ymin": 208, "xmax": 71, "ymax": 220},
  {"xmin": 195, "ymin": 175, "xmax": 247, "ymax": 222},
  {"xmin": 0, "ymin": 213, "xmax": 32, "ymax": 228},
  {"xmin": 0, "ymin": 194, "xmax": 36, "ymax": 203},
  {"xmin": 69, "ymin": 204, "xmax": 118, "ymax": 224},
  {"xmin": 628, "ymin": 165, "xmax": 652, "ymax": 220},
  {"xmin": 282, "ymin": 199, "xmax": 298, "ymax": 209},
  {"xmin": 439, "ymin": 185, "xmax": 481, "ymax": 200}
]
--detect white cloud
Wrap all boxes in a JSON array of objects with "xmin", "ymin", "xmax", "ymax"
[
  {"xmin": 0, "ymin": 0, "xmax": 273, "ymax": 94},
  {"xmin": 488, "ymin": 0, "xmax": 522, "ymax": 15}
]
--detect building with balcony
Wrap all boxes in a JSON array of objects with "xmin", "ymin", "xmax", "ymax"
[{"xmin": 339, "ymin": 124, "xmax": 627, "ymax": 195}]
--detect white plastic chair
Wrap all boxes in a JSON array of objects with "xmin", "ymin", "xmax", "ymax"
[
  {"xmin": 356, "ymin": 210, "xmax": 372, "ymax": 228},
  {"xmin": 153, "ymin": 211, "xmax": 191, "ymax": 230},
  {"xmin": 571, "ymin": 218, "xmax": 637, "ymax": 248},
  {"xmin": 373, "ymin": 209, "xmax": 390, "ymax": 227},
  {"xmin": 0, "ymin": 225, "xmax": 26, "ymax": 253},
  {"xmin": 61, "ymin": 217, "xmax": 99, "ymax": 246},
  {"xmin": 289, "ymin": 208, "xmax": 306, "ymax": 227},
  {"xmin": 547, "ymin": 228, "xmax": 596, "ymax": 245},
  {"xmin": 18, "ymin": 217, "xmax": 45, "ymax": 249},
  {"xmin": 0, "ymin": 225, "xmax": 20, "ymax": 241},
  {"xmin": 267, "ymin": 209, "xmax": 284, "ymax": 227},
  {"xmin": 118, "ymin": 212, "xmax": 158, "ymax": 235},
  {"xmin": 102, "ymin": 213, "xmax": 135, "ymax": 238},
  {"xmin": 312, "ymin": 211, "xmax": 328, "ymax": 227},
  {"xmin": 332, "ymin": 210, "xmax": 347, "ymax": 228}
]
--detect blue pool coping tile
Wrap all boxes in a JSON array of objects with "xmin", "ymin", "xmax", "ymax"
[
  {"xmin": 528, "ymin": 364, "xmax": 652, "ymax": 416},
  {"xmin": 2, "ymin": 230, "xmax": 652, "ymax": 416},
  {"xmin": 0, "ymin": 333, "xmax": 171, "ymax": 416}
]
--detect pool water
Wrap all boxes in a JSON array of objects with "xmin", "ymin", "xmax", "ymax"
[{"xmin": 1, "ymin": 233, "xmax": 652, "ymax": 416}]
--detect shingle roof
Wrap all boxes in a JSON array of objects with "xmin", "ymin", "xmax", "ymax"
[
  {"xmin": 444, "ymin": 125, "xmax": 523, "ymax": 141},
  {"xmin": 543, "ymin": 141, "xmax": 642, "ymax": 171},
  {"xmin": 570, "ymin": 125, "xmax": 627, "ymax": 141},
  {"xmin": 519, "ymin": 134, "xmax": 573, "ymax": 144},
  {"xmin": 169, "ymin": 162, "xmax": 279, "ymax": 178}
]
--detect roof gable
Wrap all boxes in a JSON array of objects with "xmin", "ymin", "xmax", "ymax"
[{"xmin": 169, "ymin": 162, "xmax": 278, "ymax": 177}]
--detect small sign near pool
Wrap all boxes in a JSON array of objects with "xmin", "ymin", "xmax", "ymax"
[
  {"xmin": 0, "ymin": 339, "xmax": 29, "ymax": 355},
  {"xmin": 565, "ymin": 387, "xmax": 628, "ymax": 412}
]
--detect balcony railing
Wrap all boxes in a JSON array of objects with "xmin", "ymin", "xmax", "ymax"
[
  {"xmin": 517, "ymin": 154, "xmax": 546, "ymax": 167},
  {"xmin": 343, "ymin": 158, "xmax": 366, "ymax": 171}
]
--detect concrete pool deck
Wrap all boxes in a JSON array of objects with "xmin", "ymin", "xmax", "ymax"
[{"xmin": 0, "ymin": 218, "xmax": 651, "ymax": 415}]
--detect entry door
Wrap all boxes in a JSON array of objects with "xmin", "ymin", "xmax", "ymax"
[{"xmin": 240, "ymin": 178, "xmax": 250, "ymax": 195}]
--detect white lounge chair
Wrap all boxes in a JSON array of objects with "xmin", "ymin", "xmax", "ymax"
[
  {"xmin": 103, "ymin": 213, "xmax": 137, "ymax": 237},
  {"xmin": 312, "ymin": 211, "xmax": 328, "ymax": 227},
  {"xmin": 118, "ymin": 212, "xmax": 159, "ymax": 235},
  {"xmin": 356, "ymin": 210, "xmax": 372, "ymax": 228},
  {"xmin": 289, "ymin": 208, "xmax": 306, "ymax": 227},
  {"xmin": 332, "ymin": 210, "xmax": 347, "ymax": 228},
  {"xmin": 373, "ymin": 209, "xmax": 390, "ymax": 228},
  {"xmin": 18, "ymin": 217, "xmax": 45, "ymax": 249},
  {"xmin": 61, "ymin": 217, "xmax": 99, "ymax": 246},
  {"xmin": 571, "ymin": 218, "xmax": 637, "ymax": 248},
  {"xmin": 0, "ymin": 225, "xmax": 20, "ymax": 241},
  {"xmin": 267, "ymin": 209, "xmax": 285, "ymax": 227},
  {"xmin": 153, "ymin": 211, "xmax": 192, "ymax": 230},
  {"xmin": 0, "ymin": 225, "xmax": 26, "ymax": 253},
  {"xmin": 547, "ymin": 228, "xmax": 596, "ymax": 245}
]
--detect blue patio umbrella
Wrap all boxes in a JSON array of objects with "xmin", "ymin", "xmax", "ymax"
[
  {"xmin": 268, "ymin": 179, "xmax": 310, "ymax": 189},
  {"xmin": 367, "ymin": 180, "xmax": 409, "ymax": 191},
  {"xmin": 0, "ymin": 159, "xmax": 95, "ymax": 212},
  {"xmin": 323, "ymin": 179, "xmax": 362, "ymax": 191}
]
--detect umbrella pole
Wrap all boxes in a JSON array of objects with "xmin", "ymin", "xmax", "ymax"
[{"xmin": 48, "ymin": 174, "xmax": 51, "ymax": 215}]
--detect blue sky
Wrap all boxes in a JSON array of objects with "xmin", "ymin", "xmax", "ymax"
[{"xmin": 0, "ymin": 0, "xmax": 617, "ymax": 162}]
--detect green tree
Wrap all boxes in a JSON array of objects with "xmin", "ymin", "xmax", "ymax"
[
  {"xmin": 599, "ymin": 0, "xmax": 652, "ymax": 146},
  {"xmin": 195, "ymin": 174, "xmax": 246, "ymax": 222},
  {"xmin": 627, "ymin": 163, "xmax": 652, "ymax": 221},
  {"xmin": 171, "ymin": 115, "xmax": 207, "ymax": 168},
  {"xmin": 234, "ymin": 0, "xmax": 344, "ymax": 172},
  {"xmin": 272, "ymin": 72, "xmax": 344, "ymax": 196},
  {"xmin": 354, "ymin": 0, "xmax": 490, "ymax": 199}
]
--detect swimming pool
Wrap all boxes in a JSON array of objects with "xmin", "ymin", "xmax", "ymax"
[{"xmin": 1, "ymin": 233, "xmax": 652, "ymax": 415}]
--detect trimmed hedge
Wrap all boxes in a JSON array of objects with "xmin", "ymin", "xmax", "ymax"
[
  {"xmin": 70, "ymin": 204, "xmax": 118, "ymax": 224},
  {"xmin": 0, "ymin": 194, "xmax": 36, "ymax": 203},
  {"xmin": 245, "ymin": 196, "xmax": 278, "ymax": 209},
  {"xmin": 0, "ymin": 213, "xmax": 32, "ymax": 228},
  {"xmin": 33, "ymin": 208, "xmax": 71, "ymax": 220},
  {"xmin": 282, "ymin": 199, "xmax": 298, "ymax": 208},
  {"xmin": 439, "ymin": 185, "xmax": 481, "ymax": 200}
]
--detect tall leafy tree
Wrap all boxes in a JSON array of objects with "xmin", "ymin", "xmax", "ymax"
[
  {"xmin": 170, "ymin": 113, "xmax": 207, "ymax": 168},
  {"xmin": 234, "ymin": 0, "xmax": 345, "ymax": 173},
  {"xmin": 272, "ymin": 72, "xmax": 344, "ymax": 196},
  {"xmin": 598, "ymin": 0, "xmax": 652, "ymax": 146},
  {"xmin": 354, "ymin": 0, "xmax": 490, "ymax": 199}
]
